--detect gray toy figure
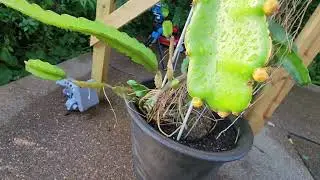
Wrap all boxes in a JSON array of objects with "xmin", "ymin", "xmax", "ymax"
[{"xmin": 56, "ymin": 79, "xmax": 99, "ymax": 112}]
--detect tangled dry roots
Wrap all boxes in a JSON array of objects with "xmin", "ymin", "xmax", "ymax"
[
  {"xmin": 272, "ymin": 0, "xmax": 313, "ymax": 44},
  {"xmin": 145, "ymin": 82, "xmax": 220, "ymax": 139},
  {"xmin": 147, "ymin": 83, "xmax": 187, "ymax": 124}
]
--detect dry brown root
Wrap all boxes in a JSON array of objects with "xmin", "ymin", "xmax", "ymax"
[
  {"xmin": 147, "ymin": 85, "xmax": 184, "ymax": 123},
  {"xmin": 140, "ymin": 74, "xmax": 188, "ymax": 122},
  {"xmin": 138, "ymin": 89, "xmax": 160, "ymax": 119},
  {"xmin": 142, "ymin": 81, "xmax": 221, "ymax": 140}
]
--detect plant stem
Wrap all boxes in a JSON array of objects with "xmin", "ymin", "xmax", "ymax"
[
  {"xmin": 161, "ymin": 74, "xmax": 187, "ymax": 92},
  {"xmin": 72, "ymin": 80, "xmax": 113, "ymax": 89},
  {"xmin": 177, "ymin": 103, "xmax": 193, "ymax": 141},
  {"xmin": 234, "ymin": 127, "xmax": 240, "ymax": 144},
  {"xmin": 172, "ymin": 6, "xmax": 194, "ymax": 70},
  {"xmin": 166, "ymin": 36, "xmax": 175, "ymax": 81},
  {"xmin": 161, "ymin": 7, "xmax": 194, "ymax": 88}
]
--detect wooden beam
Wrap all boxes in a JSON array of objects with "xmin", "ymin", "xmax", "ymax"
[
  {"xmin": 90, "ymin": 0, "xmax": 159, "ymax": 46},
  {"xmin": 246, "ymin": 5, "xmax": 320, "ymax": 135},
  {"xmin": 295, "ymin": 6, "xmax": 320, "ymax": 64},
  {"xmin": 91, "ymin": 0, "xmax": 115, "ymax": 96}
]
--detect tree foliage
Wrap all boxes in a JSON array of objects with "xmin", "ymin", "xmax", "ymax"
[{"xmin": 0, "ymin": 0, "xmax": 96, "ymax": 85}]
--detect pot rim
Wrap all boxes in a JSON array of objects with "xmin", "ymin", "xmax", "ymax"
[{"xmin": 127, "ymin": 101, "xmax": 254, "ymax": 162}]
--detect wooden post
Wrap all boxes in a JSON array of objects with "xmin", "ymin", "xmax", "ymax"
[
  {"xmin": 91, "ymin": 0, "xmax": 115, "ymax": 96},
  {"xmin": 246, "ymin": 5, "xmax": 320, "ymax": 134},
  {"xmin": 90, "ymin": 0, "xmax": 159, "ymax": 97},
  {"xmin": 90, "ymin": 0, "xmax": 159, "ymax": 46}
]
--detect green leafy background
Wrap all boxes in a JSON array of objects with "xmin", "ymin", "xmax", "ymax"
[
  {"xmin": 309, "ymin": 54, "xmax": 320, "ymax": 86},
  {"xmin": 0, "ymin": 0, "xmax": 96, "ymax": 85},
  {"xmin": 0, "ymin": 0, "xmax": 319, "ymax": 86}
]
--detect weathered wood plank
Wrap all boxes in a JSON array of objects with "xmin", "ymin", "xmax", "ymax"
[
  {"xmin": 91, "ymin": 0, "xmax": 115, "ymax": 97},
  {"xmin": 90, "ymin": 0, "xmax": 159, "ymax": 46},
  {"xmin": 246, "ymin": 5, "xmax": 320, "ymax": 134}
]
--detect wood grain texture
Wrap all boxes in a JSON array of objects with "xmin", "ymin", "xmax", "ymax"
[
  {"xmin": 246, "ymin": 5, "xmax": 320, "ymax": 135},
  {"xmin": 91, "ymin": 0, "xmax": 115, "ymax": 97},
  {"xmin": 90, "ymin": 0, "xmax": 159, "ymax": 46}
]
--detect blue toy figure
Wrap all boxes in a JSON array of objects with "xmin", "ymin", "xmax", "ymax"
[
  {"xmin": 152, "ymin": 2, "xmax": 164, "ymax": 24},
  {"xmin": 56, "ymin": 79, "xmax": 99, "ymax": 112},
  {"xmin": 145, "ymin": 2, "xmax": 165, "ymax": 46},
  {"xmin": 145, "ymin": 2, "xmax": 184, "ymax": 70}
]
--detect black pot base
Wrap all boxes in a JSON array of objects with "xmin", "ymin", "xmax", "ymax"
[{"xmin": 127, "ymin": 101, "xmax": 254, "ymax": 180}]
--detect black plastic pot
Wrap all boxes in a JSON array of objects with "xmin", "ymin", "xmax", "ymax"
[{"xmin": 126, "ymin": 82, "xmax": 254, "ymax": 180}]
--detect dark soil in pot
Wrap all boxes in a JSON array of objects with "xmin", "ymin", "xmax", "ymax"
[
  {"xmin": 135, "ymin": 79, "xmax": 240, "ymax": 152},
  {"xmin": 126, "ymin": 80, "xmax": 254, "ymax": 180},
  {"xmin": 149, "ymin": 115, "xmax": 238, "ymax": 152}
]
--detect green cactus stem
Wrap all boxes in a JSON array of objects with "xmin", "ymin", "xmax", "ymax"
[{"xmin": 185, "ymin": 0, "xmax": 272, "ymax": 114}]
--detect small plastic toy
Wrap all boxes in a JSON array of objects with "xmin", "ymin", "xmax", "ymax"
[
  {"xmin": 56, "ymin": 79, "xmax": 99, "ymax": 112},
  {"xmin": 145, "ymin": 2, "xmax": 184, "ymax": 69},
  {"xmin": 152, "ymin": 2, "xmax": 164, "ymax": 24}
]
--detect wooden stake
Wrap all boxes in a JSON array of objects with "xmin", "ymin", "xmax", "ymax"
[
  {"xmin": 91, "ymin": 0, "xmax": 115, "ymax": 97},
  {"xmin": 246, "ymin": 5, "xmax": 320, "ymax": 135},
  {"xmin": 90, "ymin": 0, "xmax": 159, "ymax": 46},
  {"xmin": 90, "ymin": 0, "xmax": 159, "ymax": 97}
]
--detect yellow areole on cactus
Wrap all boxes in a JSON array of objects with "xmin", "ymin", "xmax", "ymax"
[
  {"xmin": 185, "ymin": 0, "xmax": 273, "ymax": 114},
  {"xmin": 192, "ymin": 97, "xmax": 203, "ymax": 108},
  {"xmin": 253, "ymin": 68, "xmax": 269, "ymax": 82},
  {"xmin": 263, "ymin": 0, "xmax": 280, "ymax": 16}
]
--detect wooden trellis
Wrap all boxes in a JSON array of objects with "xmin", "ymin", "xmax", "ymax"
[
  {"xmin": 90, "ymin": 0, "xmax": 159, "ymax": 86},
  {"xmin": 90, "ymin": 1, "xmax": 320, "ymax": 134},
  {"xmin": 245, "ymin": 5, "xmax": 320, "ymax": 134}
]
